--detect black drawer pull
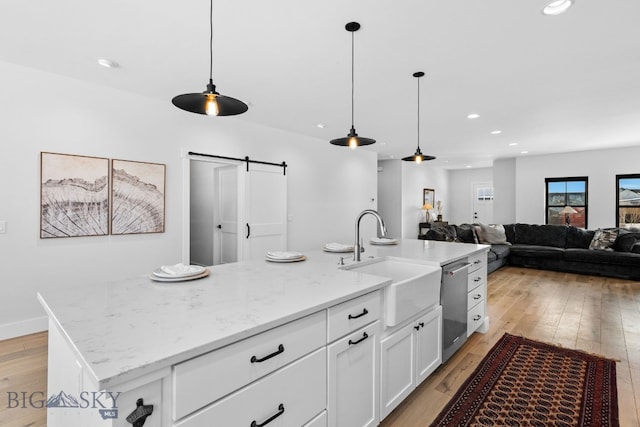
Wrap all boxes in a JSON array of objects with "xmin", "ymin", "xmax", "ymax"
[
  {"xmin": 473, "ymin": 315, "xmax": 482, "ymax": 321},
  {"xmin": 474, "ymin": 259, "xmax": 482, "ymax": 264},
  {"xmin": 473, "ymin": 294, "xmax": 482, "ymax": 300},
  {"xmin": 250, "ymin": 344, "xmax": 284, "ymax": 363},
  {"xmin": 348, "ymin": 332, "xmax": 369, "ymax": 346},
  {"xmin": 413, "ymin": 321, "xmax": 425, "ymax": 331},
  {"xmin": 474, "ymin": 277, "xmax": 481, "ymax": 282},
  {"xmin": 348, "ymin": 308, "xmax": 368, "ymax": 320},
  {"xmin": 251, "ymin": 403, "xmax": 284, "ymax": 427}
]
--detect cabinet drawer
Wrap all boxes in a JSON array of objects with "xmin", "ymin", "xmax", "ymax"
[
  {"xmin": 303, "ymin": 410, "xmax": 327, "ymax": 427},
  {"xmin": 175, "ymin": 348, "xmax": 326, "ymax": 427},
  {"xmin": 173, "ymin": 310, "xmax": 326, "ymax": 420},
  {"xmin": 468, "ymin": 252, "xmax": 486, "ymax": 273},
  {"xmin": 467, "ymin": 302, "xmax": 485, "ymax": 337},
  {"xmin": 328, "ymin": 291, "xmax": 381, "ymax": 342},
  {"xmin": 467, "ymin": 269, "xmax": 485, "ymax": 292},
  {"xmin": 467, "ymin": 286, "xmax": 485, "ymax": 310}
]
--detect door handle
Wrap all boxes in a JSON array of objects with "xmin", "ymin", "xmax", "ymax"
[
  {"xmin": 246, "ymin": 223, "xmax": 250, "ymax": 238},
  {"xmin": 217, "ymin": 224, "xmax": 222, "ymax": 229}
]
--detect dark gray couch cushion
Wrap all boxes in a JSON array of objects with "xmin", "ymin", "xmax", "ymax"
[
  {"xmin": 565, "ymin": 226, "xmax": 595, "ymax": 249},
  {"xmin": 490, "ymin": 244, "xmax": 511, "ymax": 260},
  {"xmin": 564, "ymin": 248, "xmax": 640, "ymax": 266},
  {"xmin": 455, "ymin": 224, "xmax": 478, "ymax": 243},
  {"xmin": 508, "ymin": 245, "xmax": 565, "ymax": 260},
  {"xmin": 503, "ymin": 224, "xmax": 516, "ymax": 244},
  {"xmin": 512, "ymin": 224, "xmax": 567, "ymax": 248},
  {"xmin": 614, "ymin": 231, "xmax": 640, "ymax": 252}
]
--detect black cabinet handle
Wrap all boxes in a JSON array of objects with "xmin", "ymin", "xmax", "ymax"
[
  {"xmin": 414, "ymin": 325, "xmax": 420, "ymax": 331},
  {"xmin": 217, "ymin": 224, "xmax": 222, "ymax": 229},
  {"xmin": 473, "ymin": 294, "xmax": 482, "ymax": 300},
  {"xmin": 251, "ymin": 344, "xmax": 284, "ymax": 363},
  {"xmin": 251, "ymin": 403, "xmax": 285, "ymax": 427},
  {"xmin": 246, "ymin": 223, "xmax": 251, "ymax": 238},
  {"xmin": 474, "ymin": 259, "xmax": 482, "ymax": 264},
  {"xmin": 473, "ymin": 315, "xmax": 482, "ymax": 321},
  {"xmin": 414, "ymin": 321, "xmax": 425, "ymax": 331},
  {"xmin": 348, "ymin": 308, "xmax": 368, "ymax": 320},
  {"xmin": 348, "ymin": 332, "xmax": 369, "ymax": 346}
]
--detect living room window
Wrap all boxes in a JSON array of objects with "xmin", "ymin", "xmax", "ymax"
[
  {"xmin": 616, "ymin": 174, "xmax": 640, "ymax": 229},
  {"xmin": 545, "ymin": 177, "xmax": 588, "ymax": 228}
]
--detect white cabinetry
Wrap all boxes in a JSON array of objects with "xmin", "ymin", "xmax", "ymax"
[
  {"xmin": 327, "ymin": 291, "xmax": 381, "ymax": 427},
  {"xmin": 466, "ymin": 252, "xmax": 487, "ymax": 337},
  {"xmin": 379, "ymin": 306, "xmax": 442, "ymax": 420}
]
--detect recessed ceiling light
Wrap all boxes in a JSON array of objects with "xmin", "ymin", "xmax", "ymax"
[
  {"xmin": 491, "ymin": 130, "xmax": 502, "ymax": 134},
  {"xmin": 521, "ymin": 151, "xmax": 529, "ymax": 154},
  {"xmin": 509, "ymin": 142, "xmax": 518, "ymax": 146},
  {"xmin": 467, "ymin": 113, "xmax": 480, "ymax": 119},
  {"xmin": 466, "ymin": 165, "xmax": 472, "ymax": 168},
  {"xmin": 97, "ymin": 58, "xmax": 119, "ymax": 69},
  {"xmin": 316, "ymin": 123, "xmax": 326, "ymax": 129},
  {"xmin": 542, "ymin": 0, "xmax": 574, "ymax": 16}
]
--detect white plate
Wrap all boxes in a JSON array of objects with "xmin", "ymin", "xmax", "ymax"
[
  {"xmin": 370, "ymin": 237, "xmax": 398, "ymax": 245},
  {"xmin": 150, "ymin": 269, "xmax": 209, "ymax": 282},
  {"xmin": 153, "ymin": 265, "xmax": 206, "ymax": 279},
  {"xmin": 266, "ymin": 255, "xmax": 307, "ymax": 263},
  {"xmin": 323, "ymin": 247, "xmax": 354, "ymax": 253},
  {"xmin": 266, "ymin": 251, "xmax": 304, "ymax": 260}
]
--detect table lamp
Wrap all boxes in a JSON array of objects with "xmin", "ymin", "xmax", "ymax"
[{"xmin": 422, "ymin": 203, "xmax": 433, "ymax": 222}]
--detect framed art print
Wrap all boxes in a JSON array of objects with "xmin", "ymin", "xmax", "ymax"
[
  {"xmin": 40, "ymin": 152, "xmax": 109, "ymax": 238},
  {"xmin": 111, "ymin": 159, "xmax": 166, "ymax": 235}
]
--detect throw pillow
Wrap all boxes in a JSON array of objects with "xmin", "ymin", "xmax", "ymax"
[
  {"xmin": 631, "ymin": 243, "xmax": 640, "ymax": 254},
  {"xmin": 456, "ymin": 224, "xmax": 479, "ymax": 244},
  {"xmin": 614, "ymin": 231, "xmax": 640, "ymax": 252},
  {"xmin": 475, "ymin": 224, "xmax": 511, "ymax": 245},
  {"xmin": 589, "ymin": 228, "xmax": 618, "ymax": 251}
]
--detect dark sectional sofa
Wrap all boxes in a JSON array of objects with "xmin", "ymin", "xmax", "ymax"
[{"xmin": 421, "ymin": 223, "xmax": 640, "ymax": 280}]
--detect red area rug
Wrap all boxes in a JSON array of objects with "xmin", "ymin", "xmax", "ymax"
[{"xmin": 430, "ymin": 333, "xmax": 618, "ymax": 427}]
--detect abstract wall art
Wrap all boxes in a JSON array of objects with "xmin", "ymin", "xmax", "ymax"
[
  {"xmin": 111, "ymin": 159, "xmax": 166, "ymax": 235},
  {"xmin": 40, "ymin": 152, "xmax": 110, "ymax": 238}
]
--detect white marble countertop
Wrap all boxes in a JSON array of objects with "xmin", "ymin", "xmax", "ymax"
[{"xmin": 37, "ymin": 238, "xmax": 488, "ymax": 390}]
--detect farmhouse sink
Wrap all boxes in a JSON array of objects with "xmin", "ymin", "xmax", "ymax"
[{"xmin": 343, "ymin": 258, "xmax": 442, "ymax": 326}]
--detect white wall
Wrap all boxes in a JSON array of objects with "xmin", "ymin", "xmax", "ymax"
[
  {"xmin": 448, "ymin": 167, "xmax": 493, "ymax": 225},
  {"xmin": 401, "ymin": 161, "xmax": 449, "ymax": 239},
  {"xmin": 377, "ymin": 160, "xmax": 402, "ymax": 238},
  {"xmin": 0, "ymin": 61, "xmax": 377, "ymax": 339},
  {"xmin": 514, "ymin": 146, "xmax": 640, "ymax": 228},
  {"xmin": 493, "ymin": 158, "xmax": 516, "ymax": 224}
]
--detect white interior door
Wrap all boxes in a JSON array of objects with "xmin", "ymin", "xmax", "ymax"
[
  {"xmin": 242, "ymin": 163, "xmax": 287, "ymax": 261},
  {"xmin": 471, "ymin": 182, "xmax": 494, "ymax": 224},
  {"xmin": 215, "ymin": 166, "xmax": 238, "ymax": 264}
]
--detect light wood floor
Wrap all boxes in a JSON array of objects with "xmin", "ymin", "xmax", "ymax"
[
  {"xmin": 381, "ymin": 266, "xmax": 640, "ymax": 427},
  {"xmin": 0, "ymin": 266, "xmax": 638, "ymax": 427}
]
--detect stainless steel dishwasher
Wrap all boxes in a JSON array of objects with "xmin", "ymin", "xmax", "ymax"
[{"xmin": 441, "ymin": 261, "xmax": 471, "ymax": 362}]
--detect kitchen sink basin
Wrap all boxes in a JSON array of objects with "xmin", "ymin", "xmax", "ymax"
[{"xmin": 343, "ymin": 258, "xmax": 442, "ymax": 326}]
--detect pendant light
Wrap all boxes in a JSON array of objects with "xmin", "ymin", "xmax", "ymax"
[
  {"xmin": 402, "ymin": 72, "xmax": 436, "ymax": 163},
  {"xmin": 172, "ymin": 0, "xmax": 248, "ymax": 116},
  {"xmin": 330, "ymin": 22, "xmax": 375, "ymax": 149}
]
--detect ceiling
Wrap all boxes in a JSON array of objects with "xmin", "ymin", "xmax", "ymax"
[{"xmin": 2, "ymin": 0, "xmax": 640, "ymax": 169}]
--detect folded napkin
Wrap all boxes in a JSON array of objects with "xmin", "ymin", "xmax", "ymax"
[
  {"xmin": 160, "ymin": 263, "xmax": 204, "ymax": 276},
  {"xmin": 266, "ymin": 251, "xmax": 304, "ymax": 260},
  {"xmin": 324, "ymin": 242, "xmax": 354, "ymax": 251}
]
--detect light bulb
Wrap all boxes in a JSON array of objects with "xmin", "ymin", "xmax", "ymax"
[
  {"xmin": 415, "ymin": 155, "xmax": 423, "ymax": 164},
  {"xmin": 205, "ymin": 94, "xmax": 219, "ymax": 116},
  {"xmin": 348, "ymin": 137, "xmax": 358, "ymax": 149}
]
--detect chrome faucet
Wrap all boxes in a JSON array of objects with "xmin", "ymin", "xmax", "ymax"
[{"xmin": 354, "ymin": 209, "xmax": 387, "ymax": 262}]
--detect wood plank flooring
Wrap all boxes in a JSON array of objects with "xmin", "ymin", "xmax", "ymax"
[
  {"xmin": 0, "ymin": 266, "xmax": 638, "ymax": 427},
  {"xmin": 380, "ymin": 266, "xmax": 640, "ymax": 427}
]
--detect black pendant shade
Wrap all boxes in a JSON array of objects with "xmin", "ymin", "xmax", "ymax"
[
  {"xmin": 172, "ymin": 0, "xmax": 248, "ymax": 116},
  {"xmin": 330, "ymin": 22, "xmax": 375, "ymax": 148},
  {"xmin": 402, "ymin": 71, "xmax": 436, "ymax": 163}
]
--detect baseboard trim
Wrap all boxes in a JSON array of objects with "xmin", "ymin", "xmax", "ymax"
[{"xmin": 0, "ymin": 316, "xmax": 48, "ymax": 341}]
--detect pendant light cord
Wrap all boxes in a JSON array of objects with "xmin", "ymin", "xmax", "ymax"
[
  {"xmin": 209, "ymin": 0, "xmax": 213, "ymax": 81},
  {"xmin": 351, "ymin": 29, "xmax": 355, "ymax": 129},
  {"xmin": 416, "ymin": 76, "xmax": 420, "ymax": 149}
]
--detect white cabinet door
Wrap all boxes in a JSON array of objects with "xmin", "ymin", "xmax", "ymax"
[
  {"xmin": 327, "ymin": 322, "xmax": 380, "ymax": 427},
  {"xmin": 414, "ymin": 306, "xmax": 442, "ymax": 386},
  {"xmin": 379, "ymin": 323, "xmax": 415, "ymax": 420},
  {"xmin": 242, "ymin": 163, "xmax": 287, "ymax": 261}
]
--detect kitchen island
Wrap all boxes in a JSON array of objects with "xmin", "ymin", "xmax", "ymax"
[{"xmin": 39, "ymin": 239, "xmax": 489, "ymax": 427}]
